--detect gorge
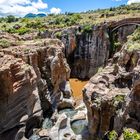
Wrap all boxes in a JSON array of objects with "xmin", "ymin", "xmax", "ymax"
[{"xmin": 0, "ymin": 15, "xmax": 140, "ymax": 140}]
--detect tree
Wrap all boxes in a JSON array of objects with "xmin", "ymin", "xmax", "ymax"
[{"xmin": 6, "ymin": 15, "xmax": 17, "ymax": 23}]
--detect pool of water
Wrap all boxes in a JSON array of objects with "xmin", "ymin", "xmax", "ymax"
[{"xmin": 69, "ymin": 78, "xmax": 88, "ymax": 102}]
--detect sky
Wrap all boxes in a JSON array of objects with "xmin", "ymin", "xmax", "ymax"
[{"xmin": 0, "ymin": 0, "xmax": 140, "ymax": 17}]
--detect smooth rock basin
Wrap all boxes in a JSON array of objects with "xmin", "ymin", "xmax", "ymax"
[
  {"xmin": 42, "ymin": 118, "xmax": 53, "ymax": 129},
  {"xmin": 58, "ymin": 108, "xmax": 77, "ymax": 118},
  {"xmin": 71, "ymin": 119, "xmax": 88, "ymax": 135}
]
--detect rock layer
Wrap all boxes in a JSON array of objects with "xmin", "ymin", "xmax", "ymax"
[
  {"xmin": 0, "ymin": 54, "xmax": 42, "ymax": 134},
  {"xmin": 0, "ymin": 39, "xmax": 74, "ymax": 139},
  {"xmin": 83, "ymin": 45, "xmax": 140, "ymax": 139},
  {"xmin": 61, "ymin": 25, "xmax": 110, "ymax": 79}
]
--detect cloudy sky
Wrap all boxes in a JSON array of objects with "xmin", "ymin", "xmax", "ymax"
[{"xmin": 0, "ymin": 0, "xmax": 139, "ymax": 17}]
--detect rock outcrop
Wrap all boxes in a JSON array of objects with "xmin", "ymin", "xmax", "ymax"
[
  {"xmin": 83, "ymin": 43, "xmax": 140, "ymax": 139},
  {"xmin": 61, "ymin": 25, "xmax": 110, "ymax": 79},
  {"xmin": 0, "ymin": 54, "xmax": 42, "ymax": 135},
  {"xmin": 54, "ymin": 21, "xmax": 138, "ymax": 79},
  {"xmin": 0, "ymin": 39, "xmax": 74, "ymax": 139},
  {"xmin": 2, "ymin": 39, "xmax": 73, "ymax": 111}
]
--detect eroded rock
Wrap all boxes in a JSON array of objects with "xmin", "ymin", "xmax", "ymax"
[
  {"xmin": 0, "ymin": 55, "xmax": 42, "ymax": 138},
  {"xmin": 83, "ymin": 46, "xmax": 140, "ymax": 139}
]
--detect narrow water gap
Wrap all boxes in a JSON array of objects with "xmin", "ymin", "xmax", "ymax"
[{"xmin": 69, "ymin": 78, "xmax": 88, "ymax": 105}]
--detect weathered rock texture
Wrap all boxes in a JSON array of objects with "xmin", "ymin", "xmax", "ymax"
[
  {"xmin": 83, "ymin": 44, "xmax": 140, "ymax": 139},
  {"xmin": 2, "ymin": 39, "xmax": 73, "ymax": 111},
  {"xmin": 61, "ymin": 25, "xmax": 110, "ymax": 79},
  {"xmin": 56, "ymin": 23, "xmax": 138, "ymax": 79},
  {"xmin": 0, "ymin": 54, "xmax": 42, "ymax": 134},
  {"xmin": 0, "ymin": 39, "xmax": 74, "ymax": 139}
]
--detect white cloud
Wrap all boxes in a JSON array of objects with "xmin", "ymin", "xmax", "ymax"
[
  {"xmin": 32, "ymin": 0, "xmax": 48, "ymax": 9},
  {"xmin": 127, "ymin": 0, "xmax": 140, "ymax": 4},
  {"xmin": 0, "ymin": 0, "xmax": 48, "ymax": 17},
  {"xmin": 50, "ymin": 7, "xmax": 61, "ymax": 15}
]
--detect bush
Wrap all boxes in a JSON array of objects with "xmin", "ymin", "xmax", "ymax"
[
  {"xmin": 114, "ymin": 42, "xmax": 121, "ymax": 51},
  {"xmin": 17, "ymin": 27, "xmax": 30, "ymax": 35},
  {"xmin": 25, "ymin": 21, "xmax": 44, "ymax": 29},
  {"xmin": 6, "ymin": 15, "xmax": 18, "ymax": 23},
  {"xmin": 0, "ymin": 39, "xmax": 11, "ymax": 48},
  {"xmin": 124, "ymin": 129, "xmax": 140, "ymax": 140},
  {"xmin": 82, "ymin": 25, "xmax": 92, "ymax": 33},
  {"xmin": 7, "ymin": 28, "xmax": 16, "ymax": 34},
  {"xmin": 108, "ymin": 130, "xmax": 118, "ymax": 140},
  {"xmin": 131, "ymin": 28, "xmax": 140, "ymax": 42},
  {"xmin": 55, "ymin": 31, "xmax": 62, "ymax": 39}
]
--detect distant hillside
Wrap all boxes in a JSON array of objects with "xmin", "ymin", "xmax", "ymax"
[{"xmin": 24, "ymin": 13, "xmax": 46, "ymax": 18}]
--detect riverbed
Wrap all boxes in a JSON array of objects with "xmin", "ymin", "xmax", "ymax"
[{"xmin": 69, "ymin": 78, "xmax": 88, "ymax": 103}]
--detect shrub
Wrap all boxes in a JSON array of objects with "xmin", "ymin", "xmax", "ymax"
[
  {"xmin": 17, "ymin": 27, "xmax": 30, "ymax": 35},
  {"xmin": 25, "ymin": 21, "xmax": 44, "ymax": 29},
  {"xmin": 82, "ymin": 25, "xmax": 92, "ymax": 33},
  {"xmin": 0, "ymin": 39, "xmax": 11, "ymax": 48},
  {"xmin": 6, "ymin": 15, "xmax": 18, "ymax": 23},
  {"xmin": 1, "ymin": 24, "xmax": 7, "ymax": 31},
  {"xmin": 7, "ymin": 28, "xmax": 16, "ymax": 34},
  {"xmin": 124, "ymin": 129, "xmax": 140, "ymax": 140},
  {"xmin": 114, "ymin": 42, "xmax": 121, "ymax": 51},
  {"xmin": 131, "ymin": 28, "xmax": 140, "ymax": 42},
  {"xmin": 55, "ymin": 31, "xmax": 62, "ymax": 39},
  {"xmin": 108, "ymin": 130, "xmax": 118, "ymax": 140}
]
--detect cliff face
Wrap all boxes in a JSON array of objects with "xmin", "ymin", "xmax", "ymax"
[
  {"xmin": 83, "ymin": 43, "xmax": 140, "ymax": 139},
  {"xmin": 61, "ymin": 25, "xmax": 110, "ymax": 79},
  {"xmin": 56, "ymin": 23, "xmax": 137, "ymax": 79},
  {"xmin": 0, "ymin": 54, "xmax": 42, "ymax": 134},
  {"xmin": 0, "ymin": 39, "xmax": 74, "ymax": 139}
]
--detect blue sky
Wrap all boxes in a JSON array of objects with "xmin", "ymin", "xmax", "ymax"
[
  {"xmin": 0, "ymin": 0, "xmax": 139, "ymax": 17},
  {"xmin": 46, "ymin": 0, "xmax": 128, "ymax": 13}
]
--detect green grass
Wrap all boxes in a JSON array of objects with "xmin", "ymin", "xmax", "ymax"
[
  {"xmin": 0, "ymin": 3, "xmax": 140, "ymax": 35},
  {"xmin": 126, "ymin": 28, "xmax": 140, "ymax": 52}
]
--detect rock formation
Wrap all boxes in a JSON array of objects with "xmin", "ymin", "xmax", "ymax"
[
  {"xmin": 83, "ymin": 41, "xmax": 140, "ymax": 139},
  {"xmin": 0, "ymin": 54, "xmax": 42, "ymax": 138},
  {"xmin": 61, "ymin": 25, "xmax": 110, "ymax": 79},
  {"xmin": 0, "ymin": 39, "xmax": 75, "ymax": 139},
  {"xmin": 53, "ymin": 21, "xmax": 138, "ymax": 79}
]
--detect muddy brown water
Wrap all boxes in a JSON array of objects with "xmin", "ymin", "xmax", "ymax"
[{"xmin": 69, "ymin": 78, "xmax": 88, "ymax": 103}]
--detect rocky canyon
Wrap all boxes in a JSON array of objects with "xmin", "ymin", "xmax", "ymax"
[{"xmin": 0, "ymin": 12, "xmax": 140, "ymax": 140}]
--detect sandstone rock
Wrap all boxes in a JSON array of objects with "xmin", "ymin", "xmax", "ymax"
[
  {"xmin": 61, "ymin": 25, "xmax": 110, "ymax": 79},
  {"xmin": 0, "ymin": 39, "xmax": 74, "ymax": 139},
  {"xmin": 83, "ymin": 45, "xmax": 140, "ymax": 139},
  {"xmin": 0, "ymin": 55, "xmax": 42, "ymax": 135},
  {"xmin": 83, "ymin": 64, "xmax": 131, "ymax": 139},
  {"xmin": 2, "ymin": 39, "xmax": 73, "ymax": 113}
]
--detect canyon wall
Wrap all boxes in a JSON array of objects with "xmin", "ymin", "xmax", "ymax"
[
  {"xmin": 52, "ymin": 23, "xmax": 138, "ymax": 79},
  {"xmin": 0, "ymin": 18, "xmax": 139, "ymax": 140},
  {"xmin": 61, "ymin": 25, "xmax": 110, "ymax": 79},
  {"xmin": 83, "ymin": 43, "xmax": 140, "ymax": 139},
  {"xmin": 0, "ymin": 39, "xmax": 74, "ymax": 139},
  {"xmin": 0, "ymin": 54, "xmax": 42, "ymax": 135}
]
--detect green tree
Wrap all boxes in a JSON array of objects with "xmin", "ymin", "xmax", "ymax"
[{"xmin": 6, "ymin": 15, "xmax": 17, "ymax": 23}]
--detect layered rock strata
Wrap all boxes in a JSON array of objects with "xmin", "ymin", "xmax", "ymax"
[
  {"xmin": 0, "ymin": 39, "xmax": 75, "ymax": 139},
  {"xmin": 0, "ymin": 54, "xmax": 42, "ymax": 134},
  {"xmin": 61, "ymin": 25, "xmax": 110, "ymax": 79},
  {"xmin": 83, "ymin": 45, "xmax": 140, "ymax": 139}
]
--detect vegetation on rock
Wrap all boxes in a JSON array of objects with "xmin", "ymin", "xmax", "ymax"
[
  {"xmin": 126, "ymin": 27, "xmax": 140, "ymax": 52},
  {"xmin": 0, "ymin": 3, "xmax": 140, "ymax": 35}
]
